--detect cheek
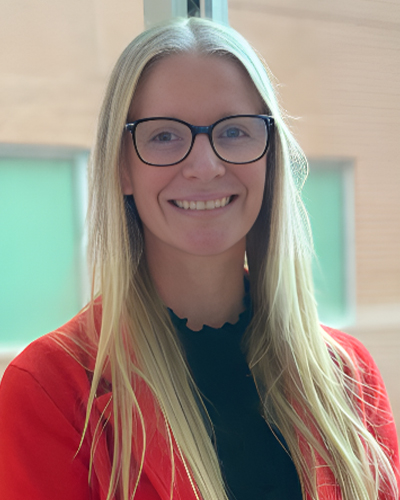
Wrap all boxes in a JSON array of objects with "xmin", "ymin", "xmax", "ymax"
[
  {"xmin": 245, "ymin": 165, "xmax": 267, "ymax": 212},
  {"xmin": 130, "ymin": 166, "xmax": 172, "ymax": 218},
  {"xmin": 131, "ymin": 171, "xmax": 156, "ymax": 216}
]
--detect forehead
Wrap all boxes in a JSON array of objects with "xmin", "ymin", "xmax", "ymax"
[{"xmin": 129, "ymin": 53, "xmax": 264, "ymax": 122}]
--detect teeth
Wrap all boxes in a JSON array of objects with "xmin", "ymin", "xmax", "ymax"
[
  {"xmin": 205, "ymin": 200, "xmax": 215, "ymax": 209},
  {"xmin": 174, "ymin": 196, "xmax": 232, "ymax": 210}
]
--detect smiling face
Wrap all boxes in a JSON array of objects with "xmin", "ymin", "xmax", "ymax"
[{"xmin": 121, "ymin": 53, "xmax": 267, "ymax": 261}]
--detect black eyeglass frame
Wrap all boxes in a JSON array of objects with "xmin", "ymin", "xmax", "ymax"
[{"xmin": 124, "ymin": 114, "xmax": 274, "ymax": 167}]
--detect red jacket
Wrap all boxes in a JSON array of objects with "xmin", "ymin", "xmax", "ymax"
[{"xmin": 0, "ymin": 307, "xmax": 399, "ymax": 500}]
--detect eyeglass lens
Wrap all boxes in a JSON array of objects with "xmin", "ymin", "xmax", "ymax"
[{"xmin": 134, "ymin": 116, "xmax": 268, "ymax": 166}]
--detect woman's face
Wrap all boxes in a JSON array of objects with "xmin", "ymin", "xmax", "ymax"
[{"xmin": 121, "ymin": 53, "xmax": 267, "ymax": 260}]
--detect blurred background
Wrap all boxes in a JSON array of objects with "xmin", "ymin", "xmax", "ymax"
[{"xmin": 0, "ymin": 0, "xmax": 399, "ymax": 432}]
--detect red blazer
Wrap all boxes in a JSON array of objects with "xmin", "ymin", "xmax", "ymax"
[{"xmin": 0, "ymin": 307, "xmax": 399, "ymax": 500}]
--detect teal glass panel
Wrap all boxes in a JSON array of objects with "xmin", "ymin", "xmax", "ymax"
[
  {"xmin": 0, "ymin": 158, "xmax": 82, "ymax": 348},
  {"xmin": 302, "ymin": 167, "xmax": 349, "ymax": 327}
]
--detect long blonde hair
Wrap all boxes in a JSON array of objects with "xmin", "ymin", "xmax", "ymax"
[{"xmin": 85, "ymin": 17, "xmax": 398, "ymax": 500}]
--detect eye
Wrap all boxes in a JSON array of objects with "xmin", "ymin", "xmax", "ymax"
[
  {"xmin": 151, "ymin": 131, "xmax": 180, "ymax": 143},
  {"xmin": 220, "ymin": 127, "xmax": 246, "ymax": 139}
]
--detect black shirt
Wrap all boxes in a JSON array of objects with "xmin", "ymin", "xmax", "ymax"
[{"xmin": 170, "ymin": 302, "xmax": 302, "ymax": 500}]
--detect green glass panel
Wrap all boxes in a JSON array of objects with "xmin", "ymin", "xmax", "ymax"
[
  {"xmin": 0, "ymin": 158, "xmax": 82, "ymax": 348},
  {"xmin": 302, "ymin": 167, "xmax": 346, "ymax": 326}
]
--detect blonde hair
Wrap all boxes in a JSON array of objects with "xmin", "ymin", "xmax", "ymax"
[{"xmin": 85, "ymin": 17, "xmax": 398, "ymax": 500}]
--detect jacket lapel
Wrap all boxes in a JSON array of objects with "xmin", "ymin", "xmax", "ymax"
[{"xmin": 93, "ymin": 389, "xmax": 199, "ymax": 500}]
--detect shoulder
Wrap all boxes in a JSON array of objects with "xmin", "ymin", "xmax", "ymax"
[
  {"xmin": 322, "ymin": 324, "xmax": 367, "ymax": 354},
  {"xmin": 321, "ymin": 324, "xmax": 389, "ymax": 401},
  {"xmin": 0, "ymin": 305, "xmax": 101, "ymax": 419},
  {"xmin": 322, "ymin": 325, "xmax": 399, "ymax": 451},
  {"xmin": 321, "ymin": 325, "xmax": 391, "ymax": 421},
  {"xmin": 321, "ymin": 324, "xmax": 379, "ymax": 377},
  {"xmin": 323, "ymin": 325, "xmax": 400, "ymax": 475},
  {"xmin": 0, "ymin": 307, "xmax": 104, "ymax": 499}
]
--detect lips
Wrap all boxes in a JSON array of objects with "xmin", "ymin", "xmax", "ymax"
[{"xmin": 172, "ymin": 196, "xmax": 233, "ymax": 210}]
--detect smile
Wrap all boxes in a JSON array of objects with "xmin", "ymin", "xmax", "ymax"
[{"xmin": 172, "ymin": 196, "xmax": 234, "ymax": 210}]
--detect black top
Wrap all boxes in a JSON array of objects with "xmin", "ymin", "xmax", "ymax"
[{"xmin": 170, "ymin": 300, "xmax": 302, "ymax": 500}]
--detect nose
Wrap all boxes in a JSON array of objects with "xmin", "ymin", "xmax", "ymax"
[{"xmin": 181, "ymin": 133, "xmax": 226, "ymax": 181}]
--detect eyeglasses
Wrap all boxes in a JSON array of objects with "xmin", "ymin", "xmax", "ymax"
[{"xmin": 125, "ymin": 114, "xmax": 274, "ymax": 167}]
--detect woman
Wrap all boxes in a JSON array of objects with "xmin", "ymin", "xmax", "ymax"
[{"xmin": 0, "ymin": 17, "xmax": 398, "ymax": 500}]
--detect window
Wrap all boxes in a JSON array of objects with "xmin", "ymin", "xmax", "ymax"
[
  {"xmin": 302, "ymin": 159, "xmax": 355, "ymax": 328},
  {"xmin": 0, "ymin": 145, "xmax": 88, "ymax": 350}
]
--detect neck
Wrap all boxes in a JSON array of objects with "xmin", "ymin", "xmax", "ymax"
[{"xmin": 145, "ymin": 241, "xmax": 246, "ymax": 331}]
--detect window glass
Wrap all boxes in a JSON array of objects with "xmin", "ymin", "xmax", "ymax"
[
  {"xmin": 0, "ymin": 154, "xmax": 87, "ymax": 349},
  {"xmin": 302, "ymin": 161, "xmax": 355, "ymax": 328}
]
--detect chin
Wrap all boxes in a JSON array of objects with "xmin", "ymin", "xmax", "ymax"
[{"xmin": 179, "ymin": 233, "xmax": 246, "ymax": 258}]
